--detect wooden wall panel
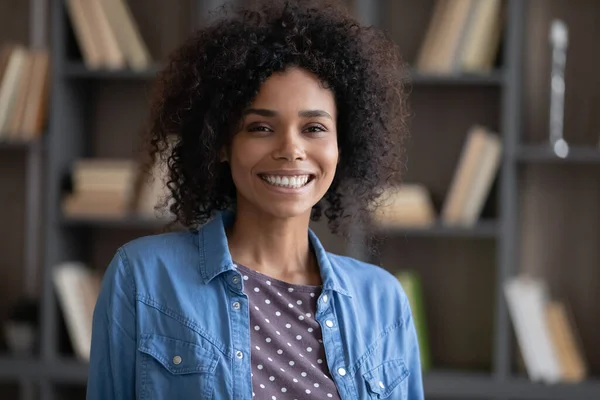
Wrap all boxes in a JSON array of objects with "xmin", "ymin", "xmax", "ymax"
[
  {"xmin": 128, "ymin": 0, "xmax": 195, "ymax": 62},
  {"xmin": 0, "ymin": 153, "xmax": 26, "ymax": 321}
]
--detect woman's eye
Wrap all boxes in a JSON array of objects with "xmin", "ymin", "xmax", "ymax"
[
  {"xmin": 247, "ymin": 125, "xmax": 272, "ymax": 133},
  {"xmin": 305, "ymin": 125, "xmax": 327, "ymax": 135}
]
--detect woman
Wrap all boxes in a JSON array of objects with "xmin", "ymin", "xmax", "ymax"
[{"xmin": 87, "ymin": 0, "xmax": 423, "ymax": 399}]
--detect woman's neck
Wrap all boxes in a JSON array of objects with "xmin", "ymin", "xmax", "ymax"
[{"xmin": 225, "ymin": 206, "xmax": 321, "ymax": 285}]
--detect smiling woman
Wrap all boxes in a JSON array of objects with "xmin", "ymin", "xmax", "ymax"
[{"xmin": 86, "ymin": 1, "xmax": 423, "ymax": 399}]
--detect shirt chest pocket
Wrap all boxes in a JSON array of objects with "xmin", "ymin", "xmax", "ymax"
[
  {"xmin": 138, "ymin": 333, "xmax": 219, "ymax": 400},
  {"xmin": 362, "ymin": 358, "xmax": 410, "ymax": 399}
]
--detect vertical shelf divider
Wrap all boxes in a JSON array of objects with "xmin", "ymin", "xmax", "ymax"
[{"xmin": 493, "ymin": 0, "xmax": 526, "ymax": 386}]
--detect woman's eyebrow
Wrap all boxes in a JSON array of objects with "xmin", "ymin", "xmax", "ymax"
[
  {"xmin": 243, "ymin": 108, "xmax": 332, "ymax": 120},
  {"xmin": 244, "ymin": 108, "xmax": 277, "ymax": 117},
  {"xmin": 298, "ymin": 110, "xmax": 332, "ymax": 119}
]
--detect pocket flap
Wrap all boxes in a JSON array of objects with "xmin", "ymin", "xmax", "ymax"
[
  {"xmin": 138, "ymin": 333, "xmax": 218, "ymax": 375},
  {"xmin": 363, "ymin": 358, "xmax": 409, "ymax": 398}
]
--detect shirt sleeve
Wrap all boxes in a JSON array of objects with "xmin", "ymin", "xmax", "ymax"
[
  {"xmin": 86, "ymin": 248, "xmax": 137, "ymax": 400},
  {"xmin": 402, "ymin": 293, "xmax": 425, "ymax": 400}
]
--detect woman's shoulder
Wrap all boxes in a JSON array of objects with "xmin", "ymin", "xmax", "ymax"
[
  {"xmin": 327, "ymin": 252, "xmax": 406, "ymax": 300},
  {"xmin": 112, "ymin": 230, "xmax": 200, "ymax": 277},
  {"xmin": 120, "ymin": 230, "xmax": 198, "ymax": 258}
]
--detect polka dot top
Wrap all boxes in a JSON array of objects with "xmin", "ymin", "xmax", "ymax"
[{"xmin": 234, "ymin": 262, "xmax": 342, "ymax": 400}]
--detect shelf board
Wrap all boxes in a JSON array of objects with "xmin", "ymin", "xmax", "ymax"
[
  {"xmin": 517, "ymin": 145, "xmax": 600, "ymax": 164},
  {"xmin": 63, "ymin": 62, "xmax": 163, "ymax": 80},
  {"xmin": 508, "ymin": 377, "xmax": 600, "ymax": 400},
  {"xmin": 60, "ymin": 214, "xmax": 177, "ymax": 229},
  {"xmin": 424, "ymin": 370, "xmax": 496, "ymax": 398},
  {"xmin": 408, "ymin": 69, "xmax": 504, "ymax": 86},
  {"xmin": 0, "ymin": 139, "xmax": 42, "ymax": 150},
  {"xmin": 0, "ymin": 356, "xmax": 43, "ymax": 379},
  {"xmin": 376, "ymin": 219, "xmax": 498, "ymax": 238},
  {"xmin": 49, "ymin": 358, "xmax": 89, "ymax": 383}
]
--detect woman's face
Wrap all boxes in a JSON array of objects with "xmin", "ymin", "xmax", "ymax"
[{"xmin": 228, "ymin": 67, "xmax": 339, "ymax": 220}]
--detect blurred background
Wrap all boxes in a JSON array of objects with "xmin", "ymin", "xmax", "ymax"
[{"xmin": 0, "ymin": 0, "xmax": 599, "ymax": 399}]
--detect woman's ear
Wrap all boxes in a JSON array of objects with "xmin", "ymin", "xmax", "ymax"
[{"xmin": 220, "ymin": 147, "xmax": 228, "ymax": 162}]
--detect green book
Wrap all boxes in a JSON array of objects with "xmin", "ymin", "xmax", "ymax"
[{"xmin": 395, "ymin": 270, "xmax": 432, "ymax": 372}]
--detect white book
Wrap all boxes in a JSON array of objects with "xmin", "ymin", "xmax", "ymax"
[
  {"xmin": 504, "ymin": 276, "xmax": 562, "ymax": 383},
  {"xmin": 52, "ymin": 262, "xmax": 95, "ymax": 361}
]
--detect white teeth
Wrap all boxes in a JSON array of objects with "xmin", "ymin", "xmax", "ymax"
[{"xmin": 262, "ymin": 174, "xmax": 311, "ymax": 189}]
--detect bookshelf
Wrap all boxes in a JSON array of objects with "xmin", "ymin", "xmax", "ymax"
[
  {"xmin": 517, "ymin": 145, "xmax": 600, "ymax": 164},
  {"xmin": 0, "ymin": 0, "xmax": 599, "ymax": 399},
  {"xmin": 63, "ymin": 61, "xmax": 162, "ymax": 80},
  {"xmin": 409, "ymin": 68, "xmax": 505, "ymax": 86}
]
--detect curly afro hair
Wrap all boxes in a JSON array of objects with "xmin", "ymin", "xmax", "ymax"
[{"xmin": 146, "ymin": 0, "xmax": 410, "ymax": 240}]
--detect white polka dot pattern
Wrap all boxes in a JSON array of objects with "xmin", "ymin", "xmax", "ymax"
[{"xmin": 235, "ymin": 263, "xmax": 341, "ymax": 399}]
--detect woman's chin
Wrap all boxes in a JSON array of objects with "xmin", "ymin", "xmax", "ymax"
[{"xmin": 255, "ymin": 203, "xmax": 313, "ymax": 220}]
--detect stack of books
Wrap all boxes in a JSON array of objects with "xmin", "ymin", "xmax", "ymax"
[
  {"xmin": 0, "ymin": 44, "xmax": 50, "ymax": 142},
  {"xmin": 416, "ymin": 0, "xmax": 503, "ymax": 74},
  {"xmin": 505, "ymin": 276, "xmax": 588, "ymax": 384},
  {"xmin": 371, "ymin": 184, "xmax": 436, "ymax": 228},
  {"xmin": 65, "ymin": 0, "xmax": 152, "ymax": 70},
  {"xmin": 62, "ymin": 158, "xmax": 138, "ymax": 218}
]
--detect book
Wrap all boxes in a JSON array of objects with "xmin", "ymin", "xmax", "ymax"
[
  {"xmin": 545, "ymin": 300, "xmax": 587, "ymax": 382},
  {"xmin": 395, "ymin": 271, "xmax": 432, "ymax": 372},
  {"xmin": 19, "ymin": 49, "xmax": 51, "ymax": 139},
  {"xmin": 65, "ymin": 0, "xmax": 151, "ymax": 70},
  {"xmin": 504, "ymin": 276, "xmax": 562, "ymax": 383},
  {"xmin": 53, "ymin": 262, "xmax": 102, "ymax": 361},
  {"xmin": 371, "ymin": 184, "xmax": 436, "ymax": 228},
  {"xmin": 441, "ymin": 125, "xmax": 502, "ymax": 226},
  {"xmin": 0, "ymin": 46, "xmax": 27, "ymax": 136},
  {"xmin": 63, "ymin": 158, "xmax": 139, "ymax": 218},
  {"xmin": 65, "ymin": 0, "xmax": 103, "ymax": 69},
  {"xmin": 504, "ymin": 276, "xmax": 588, "ymax": 384},
  {"xmin": 416, "ymin": 0, "xmax": 503, "ymax": 74}
]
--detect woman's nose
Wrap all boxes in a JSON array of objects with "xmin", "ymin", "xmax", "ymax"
[{"xmin": 272, "ymin": 131, "xmax": 306, "ymax": 161}]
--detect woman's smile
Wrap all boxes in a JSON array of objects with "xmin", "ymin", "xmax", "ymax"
[{"xmin": 258, "ymin": 170, "xmax": 316, "ymax": 192}]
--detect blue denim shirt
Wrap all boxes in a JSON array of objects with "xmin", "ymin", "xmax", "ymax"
[{"xmin": 86, "ymin": 211, "xmax": 424, "ymax": 399}]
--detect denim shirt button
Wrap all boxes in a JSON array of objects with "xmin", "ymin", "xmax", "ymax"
[
  {"xmin": 172, "ymin": 356, "xmax": 182, "ymax": 365},
  {"xmin": 337, "ymin": 367, "xmax": 346, "ymax": 376},
  {"xmin": 325, "ymin": 320, "xmax": 334, "ymax": 328},
  {"xmin": 236, "ymin": 351, "xmax": 244, "ymax": 359},
  {"xmin": 232, "ymin": 275, "xmax": 240, "ymax": 284}
]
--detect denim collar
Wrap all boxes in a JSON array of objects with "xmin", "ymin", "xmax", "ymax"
[{"xmin": 198, "ymin": 210, "xmax": 352, "ymax": 298}]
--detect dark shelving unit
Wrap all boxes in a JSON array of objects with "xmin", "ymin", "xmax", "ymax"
[
  {"xmin": 517, "ymin": 145, "xmax": 600, "ymax": 164},
  {"xmin": 375, "ymin": 220, "xmax": 499, "ymax": 239},
  {"xmin": 408, "ymin": 69, "xmax": 505, "ymax": 86},
  {"xmin": 59, "ymin": 214, "xmax": 174, "ymax": 229},
  {"xmin": 63, "ymin": 62, "xmax": 163, "ymax": 80}
]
